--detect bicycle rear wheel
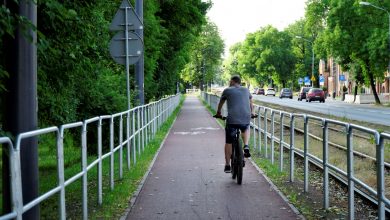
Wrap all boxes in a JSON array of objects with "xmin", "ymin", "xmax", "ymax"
[
  {"xmin": 236, "ymin": 141, "xmax": 243, "ymax": 184},
  {"xmin": 231, "ymin": 146, "xmax": 237, "ymax": 179}
]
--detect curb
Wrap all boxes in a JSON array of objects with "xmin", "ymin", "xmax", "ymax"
[
  {"xmin": 120, "ymin": 102, "xmax": 182, "ymax": 220},
  {"xmin": 248, "ymin": 158, "xmax": 305, "ymax": 220}
]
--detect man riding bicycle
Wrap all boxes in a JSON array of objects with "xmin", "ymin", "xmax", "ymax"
[{"xmin": 215, "ymin": 75, "xmax": 255, "ymax": 173}]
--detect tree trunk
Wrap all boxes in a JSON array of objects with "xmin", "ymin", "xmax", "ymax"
[
  {"xmin": 368, "ymin": 72, "xmax": 380, "ymax": 104},
  {"xmin": 353, "ymin": 84, "xmax": 358, "ymax": 103}
]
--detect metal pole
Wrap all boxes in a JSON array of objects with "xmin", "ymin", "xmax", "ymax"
[
  {"xmin": 264, "ymin": 109, "xmax": 268, "ymax": 157},
  {"xmin": 135, "ymin": 0, "xmax": 144, "ymax": 105},
  {"xmin": 304, "ymin": 116, "xmax": 309, "ymax": 193},
  {"xmin": 289, "ymin": 114, "xmax": 295, "ymax": 182},
  {"xmin": 322, "ymin": 120, "xmax": 329, "ymax": 209},
  {"xmin": 271, "ymin": 111, "xmax": 275, "ymax": 164},
  {"xmin": 125, "ymin": 7, "xmax": 131, "ymax": 110},
  {"xmin": 3, "ymin": 1, "xmax": 38, "ymax": 218},
  {"xmin": 279, "ymin": 112, "xmax": 284, "ymax": 172},
  {"xmin": 377, "ymin": 135, "xmax": 385, "ymax": 219},
  {"xmin": 347, "ymin": 125, "xmax": 354, "ymax": 220}
]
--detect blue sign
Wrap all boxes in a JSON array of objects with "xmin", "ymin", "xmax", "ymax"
[
  {"xmin": 304, "ymin": 76, "xmax": 311, "ymax": 85},
  {"xmin": 339, "ymin": 75, "xmax": 346, "ymax": 81},
  {"xmin": 298, "ymin": 78, "xmax": 303, "ymax": 84},
  {"xmin": 319, "ymin": 75, "xmax": 325, "ymax": 85}
]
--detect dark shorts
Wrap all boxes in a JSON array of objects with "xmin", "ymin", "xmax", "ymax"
[{"xmin": 225, "ymin": 124, "xmax": 249, "ymax": 144}]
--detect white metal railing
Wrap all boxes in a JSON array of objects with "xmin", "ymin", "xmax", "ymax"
[
  {"xmin": 185, "ymin": 89, "xmax": 200, "ymax": 94},
  {"xmin": 201, "ymin": 92, "xmax": 389, "ymax": 220},
  {"xmin": 0, "ymin": 94, "xmax": 181, "ymax": 220}
]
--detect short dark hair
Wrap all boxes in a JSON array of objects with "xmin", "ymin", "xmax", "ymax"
[{"xmin": 230, "ymin": 75, "xmax": 241, "ymax": 84}]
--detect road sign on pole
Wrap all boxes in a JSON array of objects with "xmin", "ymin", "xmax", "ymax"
[
  {"xmin": 304, "ymin": 76, "xmax": 311, "ymax": 86},
  {"xmin": 319, "ymin": 75, "xmax": 325, "ymax": 86},
  {"xmin": 298, "ymin": 78, "xmax": 303, "ymax": 85},
  {"xmin": 109, "ymin": 0, "xmax": 144, "ymax": 110}
]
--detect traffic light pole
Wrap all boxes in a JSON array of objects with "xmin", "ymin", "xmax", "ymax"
[{"xmin": 3, "ymin": 0, "xmax": 39, "ymax": 219}]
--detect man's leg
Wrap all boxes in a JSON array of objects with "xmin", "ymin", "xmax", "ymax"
[
  {"xmin": 242, "ymin": 127, "xmax": 251, "ymax": 157},
  {"xmin": 225, "ymin": 143, "xmax": 232, "ymax": 165}
]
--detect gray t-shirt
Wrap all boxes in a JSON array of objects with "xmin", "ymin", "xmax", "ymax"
[{"xmin": 221, "ymin": 85, "xmax": 252, "ymax": 125}]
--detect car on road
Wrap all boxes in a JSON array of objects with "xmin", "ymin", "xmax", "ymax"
[
  {"xmin": 279, "ymin": 88, "xmax": 293, "ymax": 99},
  {"xmin": 265, "ymin": 88, "xmax": 276, "ymax": 96},
  {"xmin": 306, "ymin": 88, "xmax": 325, "ymax": 103},
  {"xmin": 256, "ymin": 88, "xmax": 265, "ymax": 95},
  {"xmin": 298, "ymin": 87, "xmax": 311, "ymax": 101}
]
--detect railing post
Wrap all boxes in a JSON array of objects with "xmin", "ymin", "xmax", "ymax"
[
  {"xmin": 271, "ymin": 110, "xmax": 275, "ymax": 164},
  {"xmin": 264, "ymin": 108, "xmax": 268, "ymax": 158},
  {"xmin": 97, "ymin": 119, "xmax": 103, "ymax": 205},
  {"xmin": 252, "ymin": 107, "xmax": 256, "ymax": 152},
  {"xmin": 346, "ymin": 125, "xmax": 354, "ymax": 220},
  {"xmin": 141, "ymin": 106, "xmax": 145, "ymax": 152},
  {"xmin": 119, "ymin": 115, "xmax": 123, "ymax": 179},
  {"xmin": 377, "ymin": 134, "xmax": 385, "ymax": 219},
  {"xmin": 126, "ymin": 112, "xmax": 131, "ymax": 169},
  {"xmin": 322, "ymin": 119, "xmax": 329, "ymax": 209},
  {"xmin": 137, "ymin": 108, "xmax": 141, "ymax": 155},
  {"xmin": 56, "ymin": 130, "xmax": 66, "ymax": 220},
  {"xmin": 289, "ymin": 114, "xmax": 295, "ymax": 182},
  {"xmin": 81, "ymin": 123, "xmax": 88, "ymax": 220},
  {"xmin": 257, "ymin": 107, "xmax": 262, "ymax": 153},
  {"xmin": 304, "ymin": 115, "xmax": 309, "ymax": 193},
  {"xmin": 132, "ymin": 110, "xmax": 136, "ymax": 165},
  {"xmin": 110, "ymin": 117, "xmax": 115, "ymax": 189},
  {"xmin": 9, "ymin": 140, "xmax": 23, "ymax": 220},
  {"xmin": 279, "ymin": 112, "xmax": 284, "ymax": 172}
]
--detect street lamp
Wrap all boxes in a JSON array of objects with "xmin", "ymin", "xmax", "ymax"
[
  {"xmin": 296, "ymin": 35, "xmax": 315, "ymax": 87},
  {"xmin": 360, "ymin": 1, "xmax": 390, "ymax": 74}
]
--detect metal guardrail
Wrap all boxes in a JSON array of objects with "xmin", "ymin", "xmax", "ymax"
[
  {"xmin": 1, "ymin": 94, "xmax": 181, "ymax": 220},
  {"xmin": 202, "ymin": 92, "xmax": 389, "ymax": 220},
  {"xmin": 185, "ymin": 89, "xmax": 200, "ymax": 94}
]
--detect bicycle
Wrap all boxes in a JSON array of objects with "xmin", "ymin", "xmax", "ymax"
[{"xmin": 214, "ymin": 114, "xmax": 258, "ymax": 185}]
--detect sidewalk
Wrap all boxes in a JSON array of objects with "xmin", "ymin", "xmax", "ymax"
[{"xmin": 125, "ymin": 96, "xmax": 301, "ymax": 220}]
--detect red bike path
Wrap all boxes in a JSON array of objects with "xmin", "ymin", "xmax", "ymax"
[{"xmin": 125, "ymin": 96, "xmax": 302, "ymax": 220}]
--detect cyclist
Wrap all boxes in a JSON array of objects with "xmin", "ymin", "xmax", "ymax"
[{"xmin": 215, "ymin": 75, "xmax": 255, "ymax": 173}]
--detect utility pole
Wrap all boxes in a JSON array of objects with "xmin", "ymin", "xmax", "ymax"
[
  {"xmin": 3, "ymin": 0, "xmax": 39, "ymax": 219},
  {"xmin": 135, "ymin": 0, "xmax": 144, "ymax": 105}
]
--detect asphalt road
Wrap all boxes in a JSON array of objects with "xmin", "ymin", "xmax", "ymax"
[
  {"xmin": 252, "ymin": 94, "xmax": 390, "ymax": 126},
  {"xmin": 126, "ymin": 96, "xmax": 300, "ymax": 220}
]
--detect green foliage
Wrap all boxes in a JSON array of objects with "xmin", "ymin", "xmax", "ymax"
[
  {"xmin": 235, "ymin": 26, "xmax": 296, "ymax": 88},
  {"xmin": 181, "ymin": 20, "xmax": 225, "ymax": 89},
  {"xmin": 307, "ymin": 0, "xmax": 389, "ymax": 103},
  {"xmin": 1, "ymin": 0, "xmax": 210, "ymax": 127}
]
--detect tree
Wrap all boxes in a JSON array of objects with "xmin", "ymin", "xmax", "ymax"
[
  {"xmin": 308, "ymin": 0, "xmax": 389, "ymax": 104},
  {"xmin": 237, "ymin": 26, "xmax": 296, "ymax": 88},
  {"xmin": 181, "ymin": 20, "xmax": 224, "ymax": 90}
]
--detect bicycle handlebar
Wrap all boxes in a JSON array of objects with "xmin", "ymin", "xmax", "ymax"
[{"xmin": 213, "ymin": 114, "xmax": 258, "ymax": 120}]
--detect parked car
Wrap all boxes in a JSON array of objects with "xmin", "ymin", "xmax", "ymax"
[
  {"xmin": 256, "ymin": 88, "xmax": 265, "ymax": 95},
  {"xmin": 253, "ymin": 88, "xmax": 258, "ymax": 94},
  {"xmin": 279, "ymin": 88, "xmax": 293, "ymax": 99},
  {"xmin": 306, "ymin": 88, "xmax": 325, "ymax": 103},
  {"xmin": 298, "ymin": 87, "xmax": 311, "ymax": 101},
  {"xmin": 265, "ymin": 88, "xmax": 276, "ymax": 96}
]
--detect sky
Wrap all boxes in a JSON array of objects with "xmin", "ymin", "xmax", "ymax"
[{"xmin": 206, "ymin": 0, "xmax": 307, "ymax": 56}]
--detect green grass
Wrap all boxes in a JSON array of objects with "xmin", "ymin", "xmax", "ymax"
[{"xmin": 1, "ymin": 96, "xmax": 184, "ymax": 219}]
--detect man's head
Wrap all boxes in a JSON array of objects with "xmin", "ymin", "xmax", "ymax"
[{"xmin": 230, "ymin": 75, "xmax": 241, "ymax": 86}]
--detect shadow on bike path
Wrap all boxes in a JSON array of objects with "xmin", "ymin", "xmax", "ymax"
[{"xmin": 125, "ymin": 96, "xmax": 302, "ymax": 220}]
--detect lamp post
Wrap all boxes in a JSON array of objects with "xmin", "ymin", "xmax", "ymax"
[
  {"xmin": 360, "ymin": 1, "xmax": 390, "ymax": 77},
  {"xmin": 296, "ymin": 36, "xmax": 315, "ymax": 87}
]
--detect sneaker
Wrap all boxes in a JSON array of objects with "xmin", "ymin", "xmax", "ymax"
[
  {"xmin": 244, "ymin": 145, "xmax": 251, "ymax": 158},
  {"xmin": 224, "ymin": 165, "xmax": 231, "ymax": 173}
]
